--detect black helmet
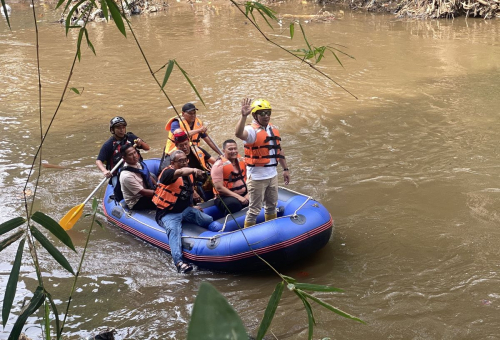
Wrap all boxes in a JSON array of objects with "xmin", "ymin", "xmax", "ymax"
[{"xmin": 109, "ymin": 116, "xmax": 127, "ymax": 132}]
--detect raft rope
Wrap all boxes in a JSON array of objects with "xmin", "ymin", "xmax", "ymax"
[{"xmin": 120, "ymin": 187, "xmax": 315, "ymax": 243}]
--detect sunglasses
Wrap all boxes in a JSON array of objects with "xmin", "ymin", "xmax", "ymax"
[
  {"xmin": 173, "ymin": 158, "xmax": 188, "ymax": 163},
  {"xmin": 256, "ymin": 110, "xmax": 272, "ymax": 117}
]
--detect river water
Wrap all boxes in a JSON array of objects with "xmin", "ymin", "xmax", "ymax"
[{"xmin": 1, "ymin": 1, "xmax": 500, "ymax": 339}]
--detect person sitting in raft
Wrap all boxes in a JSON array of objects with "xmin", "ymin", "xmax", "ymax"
[
  {"xmin": 117, "ymin": 144, "xmax": 157, "ymax": 210},
  {"xmin": 211, "ymin": 139, "xmax": 249, "ymax": 215},
  {"xmin": 235, "ymin": 98, "xmax": 290, "ymax": 228},
  {"xmin": 160, "ymin": 130, "xmax": 216, "ymax": 201},
  {"xmin": 96, "ymin": 116, "xmax": 150, "ymax": 181},
  {"xmin": 153, "ymin": 150, "xmax": 213, "ymax": 274},
  {"xmin": 163, "ymin": 103, "xmax": 220, "ymax": 156}
]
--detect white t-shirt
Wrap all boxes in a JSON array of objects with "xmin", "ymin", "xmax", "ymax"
[
  {"xmin": 119, "ymin": 162, "xmax": 145, "ymax": 209},
  {"xmin": 241, "ymin": 122, "xmax": 278, "ymax": 180}
]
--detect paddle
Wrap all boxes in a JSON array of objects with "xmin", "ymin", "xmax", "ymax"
[
  {"xmin": 207, "ymin": 135, "xmax": 223, "ymax": 156},
  {"xmin": 59, "ymin": 158, "xmax": 125, "ymax": 230}
]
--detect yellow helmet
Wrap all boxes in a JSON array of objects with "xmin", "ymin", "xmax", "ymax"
[{"xmin": 251, "ymin": 99, "xmax": 272, "ymax": 114}]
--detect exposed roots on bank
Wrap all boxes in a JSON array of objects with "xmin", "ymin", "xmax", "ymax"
[{"xmin": 59, "ymin": 0, "xmax": 168, "ymax": 24}]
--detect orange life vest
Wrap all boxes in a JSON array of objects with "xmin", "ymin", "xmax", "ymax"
[
  {"xmin": 169, "ymin": 145, "xmax": 209, "ymax": 171},
  {"xmin": 213, "ymin": 156, "xmax": 247, "ymax": 195},
  {"xmin": 152, "ymin": 166, "xmax": 194, "ymax": 210},
  {"xmin": 164, "ymin": 116, "xmax": 204, "ymax": 154},
  {"xmin": 244, "ymin": 122, "xmax": 283, "ymax": 167}
]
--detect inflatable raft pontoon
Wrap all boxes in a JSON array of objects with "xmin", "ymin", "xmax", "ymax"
[{"xmin": 102, "ymin": 159, "xmax": 333, "ymax": 271}]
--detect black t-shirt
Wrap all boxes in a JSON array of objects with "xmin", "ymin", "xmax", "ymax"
[
  {"xmin": 96, "ymin": 132, "xmax": 140, "ymax": 171},
  {"xmin": 155, "ymin": 168, "xmax": 193, "ymax": 223}
]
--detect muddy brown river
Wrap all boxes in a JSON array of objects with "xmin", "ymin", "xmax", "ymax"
[{"xmin": 1, "ymin": 1, "xmax": 500, "ymax": 338}]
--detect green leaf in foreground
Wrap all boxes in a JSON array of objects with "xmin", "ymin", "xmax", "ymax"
[
  {"xmin": 187, "ymin": 282, "xmax": 247, "ymax": 340},
  {"xmin": 174, "ymin": 60, "xmax": 205, "ymax": 107},
  {"xmin": 293, "ymin": 283, "xmax": 344, "ymax": 293},
  {"xmin": 293, "ymin": 289, "xmax": 315, "ymax": 340},
  {"xmin": 301, "ymin": 290, "xmax": 366, "ymax": 324},
  {"xmin": 2, "ymin": 238, "xmax": 25, "ymax": 327},
  {"xmin": 160, "ymin": 60, "xmax": 175, "ymax": 90},
  {"xmin": 31, "ymin": 211, "xmax": 76, "ymax": 252},
  {"xmin": 105, "ymin": 0, "xmax": 126, "ymax": 37},
  {"xmin": 0, "ymin": 230, "xmax": 24, "ymax": 253},
  {"xmin": 70, "ymin": 87, "xmax": 81, "ymax": 95},
  {"xmin": 8, "ymin": 286, "xmax": 45, "ymax": 340},
  {"xmin": 100, "ymin": 0, "xmax": 109, "ymax": 20},
  {"xmin": 256, "ymin": 280, "xmax": 284, "ymax": 340},
  {"xmin": 30, "ymin": 226, "xmax": 75, "ymax": 275},
  {"xmin": 45, "ymin": 291, "xmax": 61, "ymax": 339},
  {"xmin": 0, "ymin": 217, "xmax": 26, "ymax": 236},
  {"xmin": 290, "ymin": 22, "xmax": 295, "ymax": 39}
]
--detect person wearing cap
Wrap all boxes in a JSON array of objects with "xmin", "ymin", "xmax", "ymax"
[
  {"xmin": 96, "ymin": 116, "xmax": 150, "ymax": 179},
  {"xmin": 153, "ymin": 149, "xmax": 213, "ymax": 273},
  {"xmin": 163, "ymin": 103, "xmax": 220, "ymax": 156},
  {"xmin": 235, "ymin": 98, "xmax": 290, "ymax": 228}
]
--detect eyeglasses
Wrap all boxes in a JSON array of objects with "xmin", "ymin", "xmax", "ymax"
[
  {"xmin": 173, "ymin": 158, "xmax": 188, "ymax": 163},
  {"xmin": 256, "ymin": 110, "xmax": 271, "ymax": 117}
]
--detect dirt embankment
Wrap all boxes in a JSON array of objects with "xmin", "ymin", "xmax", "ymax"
[{"xmin": 321, "ymin": 0, "xmax": 500, "ymax": 19}]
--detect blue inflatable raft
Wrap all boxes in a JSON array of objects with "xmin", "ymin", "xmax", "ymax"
[{"xmin": 102, "ymin": 159, "xmax": 333, "ymax": 271}]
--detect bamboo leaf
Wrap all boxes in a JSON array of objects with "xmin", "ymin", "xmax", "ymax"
[
  {"xmin": 100, "ymin": 0, "xmax": 109, "ymax": 20},
  {"xmin": 7, "ymin": 286, "xmax": 45, "ymax": 340},
  {"xmin": 2, "ymin": 238, "xmax": 25, "ymax": 327},
  {"xmin": 160, "ymin": 60, "xmax": 175, "ymax": 90},
  {"xmin": 294, "ymin": 283, "xmax": 343, "ymax": 293},
  {"xmin": 0, "ymin": 217, "xmax": 26, "ymax": 236},
  {"xmin": 187, "ymin": 282, "xmax": 247, "ymax": 340},
  {"xmin": 293, "ymin": 290, "xmax": 315, "ymax": 340},
  {"xmin": 44, "ymin": 302, "xmax": 50, "ymax": 340},
  {"xmin": 256, "ymin": 281, "xmax": 284, "ymax": 340},
  {"xmin": 45, "ymin": 291, "xmax": 61, "ymax": 339},
  {"xmin": 31, "ymin": 211, "xmax": 76, "ymax": 252},
  {"xmin": 70, "ymin": 87, "xmax": 80, "ymax": 95},
  {"xmin": 30, "ymin": 226, "xmax": 75, "ymax": 275},
  {"xmin": 83, "ymin": 28, "xmax": 96, "ymax": 56},
  {"xmin": 91, "ymin": 197, "xmax": 98, "ymax": 213},
  {"xmin": 256, "ymin": 8, "xmax": 274, "ymax": 30},
  {"xmin": 1, "ymin": 0, "xmax": 11, "ymax": 28},
  {"xmin": 0, "ymin": 230, "xmax": 24, "ymax": 253},
  {"xmin": 105, "ymin": 0, "xmax": 126, "ymax": 37},
  {"xmin": 174, "ymin": 60, "xmax": 205, "ymax": 107},
  {"xmin": 65, "ymin": 0, "xmax": 86, "ymax": 36},
  {"xmin": 299, "ymin": 23, "xmax": 312, "ymax": 50},
  {"xmin": 95, "ymin": 219, "xmax": 104, "ymax": 230},
  {"xmin": 55, "ymin": 0, "xmax": 67, "ymax": 9},
  {"xmin": 76, "ymin": 28, "xmax": 85, "ymax": 61},
  {"xmin": 328, "ymin": 49, "xmax": 344, "ymax": 68},
  {"xmin": 289, "ymin": 23, "xmax": 295, "ymax": 39},
  {"xmin": 282, "ymin": 275, "xmax": 296, "ymax": 283},
  {"xmin": 301, "ymin": 291, "xmax": 366, "ymax": 324}
]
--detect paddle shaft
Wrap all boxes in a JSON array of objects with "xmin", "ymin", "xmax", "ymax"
[
  {"xmin": 82, "ymin": 158, "xmax": 124, "ymax": 206},
  {"xmin": 207, "ymin": 135, "xmax": 223, "ymax": 156}
]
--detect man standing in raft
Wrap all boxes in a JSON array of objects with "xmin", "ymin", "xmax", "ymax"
[
  {"xmin": 96, "ymin": 116, "xmax": 150, "ymax": 180},
  {"xmin": 163, "ymin": 103, "xmax": 221, "ymax": 156},
  {"xmin": 235, "ymin": 98, "xmax": 290, "ymax": 228},
  {"xmin": 153, "ymin": 150, "xmax": 213, "ymax": 273}
]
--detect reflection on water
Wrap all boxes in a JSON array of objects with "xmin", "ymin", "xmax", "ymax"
[{"xmin": 1, "ymin": 1, "xmax": 500, "ymax": 339}]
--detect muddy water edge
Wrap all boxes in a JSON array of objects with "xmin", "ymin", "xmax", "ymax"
[{"xmin": 1, "ymin": 1, "xmax": 500, "ymax": 339}]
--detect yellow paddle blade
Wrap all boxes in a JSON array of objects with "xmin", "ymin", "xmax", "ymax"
[{"xmin": 59, "ymin": 204, "xmax": 84, "ymax": 230}]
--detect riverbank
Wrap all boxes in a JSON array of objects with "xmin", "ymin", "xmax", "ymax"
[{"xmin": 322, "ymin": 0, "xmax": 500, "ymax": 19}]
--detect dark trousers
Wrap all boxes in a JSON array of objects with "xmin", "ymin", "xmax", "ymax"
[
  {"xmin": 131, "ymin": 196, "xmax": 156, "ymax": 210},
  {"xmin": 215, "ymin": 196, "xmax": 247, "ymax": 215}
]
